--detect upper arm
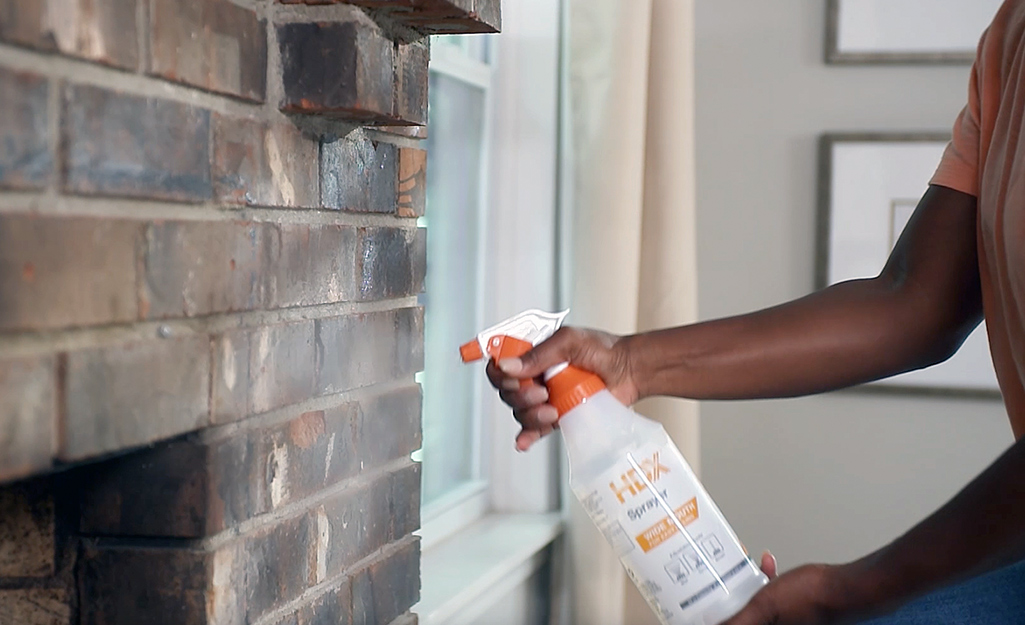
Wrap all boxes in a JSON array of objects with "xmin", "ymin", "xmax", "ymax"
[{"xmin": 880, "ymin": 184, "xmax": 982, "ymax": 360}]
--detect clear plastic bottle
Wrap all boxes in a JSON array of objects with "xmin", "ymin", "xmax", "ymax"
[{"xmin": 463, "ymin": 310, "xmax": 768, "ymax": 625}]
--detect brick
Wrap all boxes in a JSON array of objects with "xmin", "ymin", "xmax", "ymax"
[
  {"xmin": 0, "ymin": 484, "xmax": 54, "ymax": 577},
  {"xmin": 396, "ymin": 40, "xmax": 429, "ymax": 126},
  {"xmin": 149, "ymin": 0, "xmax": 267, "ymax": 102},
  {"xmin": 345, "ymin": 0, "xmax": 500, "ymax": 34},
  {"xmin": 278, "ymin": 21, "xmax": 399, "ymax": 123},
  {"xmin": 0, "ymin": 68, "xmax": 51, "ymax": 190},
  {"xmin": 0, "ymin": 0, "xmax": 139, "ymax": 69},
  {"xmin": 0, "ymin": 215, "xmax": 140, "ymax": 332},
  {"xmin": 62, "ymin": 85, "xmax": 212, "ymax": 202},
  {"xmin": 80, "ymin": 401, "xmax": 361, "ymax": 537},
  {"xmin": 315, "ymin": 308, "xmax": 424, "ymax": 395},
  {"xmin": 389, "ymin": 462, "xmax": 421, "ymax": 538},
  {"xmin": 62, "ymin": 336, "xmax": 211, "ymax": 461},
  {"xmin": 397, "ymin": 148, "xmax": 426, "ymax": 217},
  {"xmin": 351, "ymin": 540, "xmax": 420, "ymax": 625},
  {"xmin": 0, "ymin": 588, "xmax": 70, "ymax": 625},
  {"xmin": 250, "ymin": 321, "xmax": 316, "ymax": 414},
  {"xmin": 269, "ymin": 224, "xmax": 358, "ymax": 308},
  {"xmin": 0, "ymin": 357, "xmax": 55, "ymax": 481},
  {"xmin": 357, "ymin": 386, "xmax": 421, "ymax": 471},
  {"xmin": 245, "ymin": 515, "xmax": 315, "ymax": 620},
  {"xmin": 141, "ymin": 220, "xmax": 269, "ymax": 319},
  {"xmin": 320, "ymin": 484, "xmax": 389, "ymax": 575},
  {"xmin": 321, "ymin": 133, "xmax": 398, "ymax": 212},
  {"xmin": 79, "ymin": 541, "xmax": 245, "ymax": 625},
  {"xmin": 356, "ymin": 227, "xmax": 425, "ymax": 300},
  {"xmin": 212, "ymin": 114, "xmax": 320, "ymax": 208},
  {"xmin": 211, "ymin": 331, "xmax": 250, "ymax": 424},
  {"xmin": 298, "ymin": 581, "xmax": 352, "ymax": 625}
]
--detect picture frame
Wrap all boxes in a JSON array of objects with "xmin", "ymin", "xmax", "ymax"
[
  {"xmin": 817, "ymin": 133, "xmax": 1001, "ymax": 398},
  {"xmin": 826, "ymin": 0, "xmax": 1002, "ymax": 65}
]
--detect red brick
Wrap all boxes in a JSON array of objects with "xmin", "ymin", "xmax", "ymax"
[
  {"xmin": 0, "ymin": 215, "xmax": 140, "ymax": 332},
  {"xmin": 356, "ymin": 227, "xmax": 426, "ymax": 300},
  {"xmin": 314, "ymin": 308, "xmax": 424, "ymax": 396},
  {"xmin": 0, "ymin": 0, "xmax": 139, "ymax": 69},
  {"xmin": 397, "ymin": 148, "xmax": 426, "ymax": 217},
  {"xmin": 0, "ymin": 68, "xmax": 51, "ymax": 190},
  {"xmin": 351, "ymin": 539, "xmax": 420, "ymax": 625},
  {"xmin": 149, "ymin": 0, "xmax": 267, "ymax": 102},
  {"xmin": 249, "ymin": 320, "xmax": 316, "ymax": 414},
  {"xmin": 62, "ymin": 85, "xmax": 212, "ymax": 202},
  {"xmin": 278, "ymin": 21, "xmax": 399, "ymax": 123},
  {"xmin": 321, "ymin": 133, "xmax": 398, "ymax": 212},
  {"xmin": 141, "ymin": 220, "xmax": 270, "ymax": 319},
  {"xmin": 0, "ymin": 588, "xmax": 70, "ymax": 625},
  {"xmin": 62, "ymin": 336, "xmax": 211, "ymax": 461},
  {"xmin": 345, "ymin": 0, "xmax": 500, "ymax": 34},
  {"xmin": 0, "ymin": 357, "xmax": 55, "ymax": 482},
  {"xmin": 396, "ymin": 40, "xmax": 429, "ymax": 126},
  {"xmin": 0, "ymin": 484, "xmax": 54, "ymax": 577},
  {"xmin": 212, "ymin": 115, "xmax": 320, "ymax": 208}
]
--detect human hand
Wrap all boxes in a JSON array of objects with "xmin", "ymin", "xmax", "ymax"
[
  {"xmin": 485, "ymin": 327, "xmax": 640, "ymax": 451},
  {"xmin": 721, "ymin": 554, "xmax": 863, "ymax": 625}
]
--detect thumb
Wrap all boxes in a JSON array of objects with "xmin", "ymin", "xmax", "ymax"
[
  {"xmin": 760, "ymin": 551, "xmax": 778, "ymax": 579},
  {"xmin": 499, "ymin": 328, "xmax": 578, "ymax": 379}
]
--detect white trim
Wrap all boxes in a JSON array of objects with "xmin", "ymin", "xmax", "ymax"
[
  {"xmin": 415, "ymin": 514, "xmax": 564, "ymax": 625},
  {"xmin": 430, "ymin": 40, "xmax": 493, "ymax": 89},
  {"xmin": 418, "ymin": 480, "xmax": 489, "ymax": 551}
]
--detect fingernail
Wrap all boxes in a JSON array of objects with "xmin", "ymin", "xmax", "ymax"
[
  {"xmin": 526, "ymin": 386, "xmax": 549, "ymax": 404},
  {"xmin": 538, "ymin": 406, "xmax": 559, "ymax": 425},
  {"xmin": 502, "ymin": 378, "xmax": 520, "ymax": 391},
  {"xmin": 498, "ymin": 358, "xmax": 523, "ymax": 374}
]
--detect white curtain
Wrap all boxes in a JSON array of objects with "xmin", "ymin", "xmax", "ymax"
[{"xmin": 557, "ymin": 0, "xmax": 699, "ymax": 623}]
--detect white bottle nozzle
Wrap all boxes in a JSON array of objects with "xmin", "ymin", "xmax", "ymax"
[{"xmin": 461, "ymin": 309, "xmax": 569, "ymax": 363}]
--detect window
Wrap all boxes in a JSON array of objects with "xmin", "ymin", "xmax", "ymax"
[{"xmin": 417, "ymin": 34, "xmax": 495, "ymax": 537}]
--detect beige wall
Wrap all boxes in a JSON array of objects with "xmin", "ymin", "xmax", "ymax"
[{"xmin": 695, "ymin": 0, "xmax": 1014, "ymax": 569}]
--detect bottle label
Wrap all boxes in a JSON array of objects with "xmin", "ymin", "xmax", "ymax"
[{"xmin": 575, "ymin": 441, "xmax": 761, "ymax": 623}]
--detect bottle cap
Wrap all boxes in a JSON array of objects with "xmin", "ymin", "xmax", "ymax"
[{"xmin": 547, "ymin": 366, "xmax": 606, "ymax": 416}]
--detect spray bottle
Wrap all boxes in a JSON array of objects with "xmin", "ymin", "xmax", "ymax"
[{"xmin": 461, "ymin": 309, "xmax": 768, "ymax": 625}]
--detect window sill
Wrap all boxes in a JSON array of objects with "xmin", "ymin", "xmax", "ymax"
[{"xmin": 415, "ymin": 513, "xmax": 564, "ymax": 625}]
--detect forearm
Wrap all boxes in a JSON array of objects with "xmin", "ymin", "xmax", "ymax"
[
  {"xmin": 840, "ymin": 434, "xmax": 1025, "ymax": 619},
  {"xmin": 626, "ymin": 276, "xmax": 971, "ymax": 400}
]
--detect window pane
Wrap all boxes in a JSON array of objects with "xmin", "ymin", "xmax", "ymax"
[{"xmin": 421, "ymin": 72, "xmax": 487, "ymax": 506}]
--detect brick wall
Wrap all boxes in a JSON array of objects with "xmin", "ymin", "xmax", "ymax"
[{"xmin": 0, "ymin": 1, "xmax": 499, "ymax": 623}]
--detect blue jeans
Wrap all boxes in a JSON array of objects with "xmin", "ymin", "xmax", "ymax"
[{"xmin": 859, "ymin": 558, "xmax": 1025, "ymax": 624}]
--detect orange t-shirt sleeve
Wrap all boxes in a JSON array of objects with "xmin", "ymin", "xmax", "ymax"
[{"xmin": 931, "ymin": 40, "xmax": 984, "ymax": 197}]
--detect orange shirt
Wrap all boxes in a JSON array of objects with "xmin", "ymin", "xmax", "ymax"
[{"xmin": 932, "ymin": 0, "xmax": 1025, "ymax": 438}]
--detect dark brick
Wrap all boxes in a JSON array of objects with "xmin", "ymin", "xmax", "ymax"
[
  {"xmin": 0, "ymin": 215, "xmax": 140, "ymax": 332},
  {"xmin": 389, "ymin": 463, "xmax": 421, "ymax": 538},
  {"xmin": 211, "ymin": 330, "xmax": 250, "ymax": 425},
  {"xmin": 141, "ymin": 220, "xmax": 270, "ymax": 319},
  {"xmin": 0, "ymin": 0, "xmax": 139, "ymax": 69},
  {"xmin": 250, "ymin": 321, "xmax": 315, "ymax": 414},
  {"xmin": 298, "ymin": 581, "xmax": 352, "ymax": 625},
  {"xmin": 396, "ymin": 40, "xmax": 429, "ymax": 126},
  {"xmin": 357, "ymin": 386, "xmax": 421, "ymax": 471},
  {"xmin": 397, "ymin": 148, "xmax": 426, "ymax": 217},
  {"xmin": 79, "ymin": 541, "xmax": 245, "ymax": 625},
  {"xmin": 0, "ymin": 357, "xmax": 55, "ymax": 481},
  {"xmin": 0, "ymin": 484, "xmax": 54, "ymax": 577},
  {"xmin": 149, "ymin": 0, "xmax": 267, "ymax": 102},
  {"xmin": 346, "ymin": 0, "xmax": 500, "ymax": 34},
  {"xmin": 278, "ymin": 21, "xmax": 398, "ymax": 123},
  {"xmin": 315, "ymin": 308, "xmax": 424, "ymax": 396},
  {"xmin": 0, "ymin": 588, "xmax": 70, "ymax": 625},
  {"xmin": 321, "ymin": 133, "xmax": 397, "ymax": 212},
  {"xmin": 351, "ymin": 540, "xmax": 420, "ymax": 625},
  {"xmin": 62, "ymin": 336, "xmax": 211, "ymax": 461},
  {"xmin": 212, "ymin": 114, "xmax": 320, "ymax": 208},
  {"xmin": 0, "ymin": 68, "xmax": 51, "ymax": 190},
  {"xmin": 320, "ymin": 483, "xmax": 389, "ymax": 574},
  {"xmin": 269, "ymin": 224, "xmax": 358, "ymax": 308},
  {"xmin": 245, "ymin": 515, "xmax": 315, "ymax": 620},
  {"xmin": 356, "ymin": 227, "xmax": 425, "ymax": 300},
  {"xmin": 62, "ymin": 85, "xmax": 212, "ymax": 202}
]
